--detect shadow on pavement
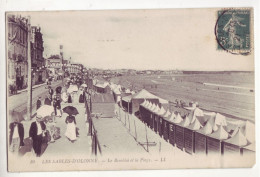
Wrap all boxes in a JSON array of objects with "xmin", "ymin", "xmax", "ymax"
[{"xmin": 19, "ymin": 137, "xmax": 33, "ymax": 156}]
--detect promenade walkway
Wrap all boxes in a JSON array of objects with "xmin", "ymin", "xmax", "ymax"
[{"xmin": 18, "ymin": 92, "xmax": 92, "ymax": 159}]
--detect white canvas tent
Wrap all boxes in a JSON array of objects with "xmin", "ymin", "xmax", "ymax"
[
  {"xmin": 152, "ymin": 104, "xmax": 160, "ymax": 114},
  {"xmin": 245, "ymin": 121, "xmax": 255, "ymax": 144},
  {"xmin": 188, "ymin": 117, "xmax": 202, "ymax": 130},
  {"xmin": 225, "ymin": 128, "xmax": 248, "ymax": 147},
  {"xmin": 215, "ymin": 113, "xmax": 227, "ymax": 126},
  {"xmin": 168, "ymin": 112, "xmax": 176, "ymax": 122},
  {"xmin": 180, "ymin": 115, "xmax": 191, "ymax": 127},
  {"xmin": 196, "ymin": 120, "xmax": 212, "ymax": 134},
  {"xmin": 209, "ymin": 125, "xmax": 229, "ymax": 140},
  {"xmin": 132, "ymin": 89, "xmax": 168, "ymax": 104},
  {"xmin": 158, "ymin": 106, "xmax": 166, "ymax": 116},
  {"xmin": 163, "ymin": 109, "xmax": 171, "ymax": 118}
]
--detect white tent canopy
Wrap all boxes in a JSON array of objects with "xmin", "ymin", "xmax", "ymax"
[
  {"xmin": 197, "ymin": 120, "xmax": 212, "ymax": 134},
  {"xmin": 215, "ymin": 113, "xmax": 227, "ymax": 126},
  {"xmin": 245, "ymin": 121, "xmax": 255, "ymax": 144},
  {"xmin": 163, "ymin": 109, "xmax": 171, "ymax": 118},
  {"xmin": 122, "ymin": 95, "xmax": 133, "ymax": 102},
  {"xmin": 158, "ymin": 106, "xmax": 166, "ymax": 116},
  {"xmin": 188, "ymin": 118, "xmax": 202, "ymax": 130},
  {"xmin": 147, "ymin": 102, "xmax": 153, "ymax": 110},
  {"xmin": 180, "ymin": 115, "xmax": 191, "ymax": 127},
  {"xmin": 225, "ymin": 128, "xmax": 248, "ymax": 147},
  {"xmin": 150, "ymin": 103, "xmax": 156, "ymax": 111},
  {"xmin": 209, "ymin": 125, "xmax": 229, "ymax": 140},
  {"xmin": 152, "ymin": 104, "xmax": 160, "ymax": 114},
  {"xmin": 168, "ymin": 112, "xmax": 176, "ymax": 122},
  {"xmin": 173, "ymin": 113, "xmax": 183, "ymax": 124},
  {"xmin": 132, "ymin": 89, "xmax": 168, "ymax": 104}
]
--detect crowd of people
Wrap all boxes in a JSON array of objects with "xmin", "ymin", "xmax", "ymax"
[{"xmin": 9, "ymin": 76, "xmax": 88, "ymax": 157}]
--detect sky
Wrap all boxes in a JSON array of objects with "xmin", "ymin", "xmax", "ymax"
[{"xmin": 12, "ymin": 9, "xmax": 254, "ymax": 71}]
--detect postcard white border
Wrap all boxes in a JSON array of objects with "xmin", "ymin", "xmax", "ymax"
[{"xmin": 0, "ymin": 0, "xmax": 259, "ymax": 177}]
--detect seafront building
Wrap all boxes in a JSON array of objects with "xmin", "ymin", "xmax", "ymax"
[
  {"xmin": 7, "ymin": 15, "xmax": 29, "ymax": 90},
  {"xmin": 7, "ymin": 15, "xmax": 46, "ymax": 91}
]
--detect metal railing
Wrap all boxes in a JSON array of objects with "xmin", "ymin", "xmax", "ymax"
[{"xmin": 85, "ymin": 92, "xmax": 102, "ymax": 156}]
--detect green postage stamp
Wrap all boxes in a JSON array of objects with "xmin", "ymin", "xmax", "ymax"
[{"xmin": 215, "ymin": 9, "xmax": 252, "ymax": 55}]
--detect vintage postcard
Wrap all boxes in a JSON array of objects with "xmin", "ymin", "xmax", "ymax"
[{"xmin": 6, "ymin": 8, "xmax": 255, "ymax": 172}]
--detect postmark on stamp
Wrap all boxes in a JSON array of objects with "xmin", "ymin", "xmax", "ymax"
[{"xmin": 215, "ymin": 9, "xmax": 251, "ymax": 55}]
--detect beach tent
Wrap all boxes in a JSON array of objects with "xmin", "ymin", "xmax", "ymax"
[
  {"xmin": 157, "ymin": 107, "xmax": 166, "ymax": 136},
  {"xmin": 215, "ymin": 113, "xmax": 227, "ymax": 126},
  {"xmin": 121, "ymin": 95, "xmax": 133, "ymax": 113},
  {"xmin": 185, "ymin": 117, "xmax": 202, "ymax": 154},
  {"xmin": 191, "ymin": 118, "xmax": 210, "ymax": 155},
  {"xmin": 223, "ymin": 128, "xmax": 249, "ymax": 156},
  {"xmin": 130, "ymin": 89, "xmax": 167, "ymax": 114},
  {"xmin": 242, "ymin": 142, "xmax": 256, "ymax": 156},
  {"xmin": 162, "ymin": 109, "xmax": 171, "ymax": 141},
  {"xmin": 163, "ymin": 109, "xmax": 171, "ymax": 118},
  {"xmin": 158, "ymin": 106, "xmax": 166, "ymax": 116},
  {"xmin": 150, "ymin": 103, "xmax": 157, "ymax": 112},
  {"xmin": 209, "ymin": 125, "xmax": 229, "ymax": 140},
  {"xmin": 198, "ymin": 120, "xmax": 212, "ymax": 135},
  {"xmin": 144, "ymin": 100, "xmax": 150, "ymax": 109},
  {"xmin": 206, "ymin": 125, "xmax": 229, "ymax": 155},
  {"xmin": 168, "ymin": 112, "xmax": 176, "ymax": 122},
  {"xmin": 224, "ymin": 128, "xmax": 248, "ymax": 147},
  {"xmin": 205, "ymin": 113, "xmax": 218, "ymax": 132},
  {"xmin": 152, "ymin": 104, "xmax": 161, "ymax": 132},
  {"xmin": 226, "ymin": 119, "xmax": 245, "ymax": 133},
  {"xmin": 180, "ymin": 115, "xmax": 191, "ymax": 127},
  {"xmin": 140, "ymin": 100, "xmax": 147, "ymax": 107},
  {"xmin": 172, "ymin": 113, "xmax": 183, "ymax": 124},
  {"xmin": 153, "ymin": 104, "xmax": 161, "ymax": 114},
  {"xmin": 188, "ymin": 118, "xmax": 202, "ymax": 131},
  {"xmin": 245, "ymin": 121, "xmax": 255, "ymax": 144},
  {"xmin": 175, "ymin": 113, "xmax": 186, "ymax": 150},
  {"xmin": 139, "ymin": 100, "xmax": 150, "ymax": 124}
]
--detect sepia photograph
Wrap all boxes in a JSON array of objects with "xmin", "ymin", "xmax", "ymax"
[{"xmin": 5, "ymin": 8, "xmax": 255, "ymax": 172}]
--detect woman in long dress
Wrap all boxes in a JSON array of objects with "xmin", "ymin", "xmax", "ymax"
[{"xmin": 65, "ymin": 115, "xmax": 77, "ymax": 142}]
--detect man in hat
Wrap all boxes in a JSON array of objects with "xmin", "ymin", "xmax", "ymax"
[
  {"xmin": 36, "ymin": 97, "xmax": 42, "ymax": 110},
  {"xmin": 29, "ymin": 115, "xmax": 46, "ymax": 157}
]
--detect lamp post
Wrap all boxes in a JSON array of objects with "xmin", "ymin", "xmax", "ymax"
[{"xmin": 27, "ymin": 16, "xmax": 32, "ymax": 120}]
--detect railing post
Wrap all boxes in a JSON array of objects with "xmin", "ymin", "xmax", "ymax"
[{"xmin": 94, "ymin": 131, "xmax": 97, "ymax": 156}]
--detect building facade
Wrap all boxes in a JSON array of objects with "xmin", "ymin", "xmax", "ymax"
[
  {"xmin": 66, "ymin": 63, "xmax": 83, "ymax": 75},
  {"xmin": 7, "ymin": 15, "xmax": 47, "ymax": 93},
  {"xmin": 7, "ymin": 15, "xmax": 28, "ymax": 90},
  {"xmin": 31, "ymin": 26, "xmax": 46, "ymax": 85}
]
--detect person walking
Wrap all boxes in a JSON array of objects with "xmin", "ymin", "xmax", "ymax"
[
  {"xmin": 36, "ymin": 97, "xmax": 42, "ymax": 110},
  {"xmin": 53, "ymin": 96, "xmax": 57, "ymax": 116},
  {"xmin": 65, "ymin": 115, "xmax": 77, "ymax": 143},
  {"xmin": 9, "ymin": 119, "xmax": 24, "ymax": 155},
  {"xmin": 48, "ymin": 86, "xmax": 54, "ymax": 101},
  {"xmin": 56, "ymin": 97, "xmax": 62, "ymax": 117},
  {"xmin": 29, "ymin": 115, "xmax": 46, "ymax": 157}
]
